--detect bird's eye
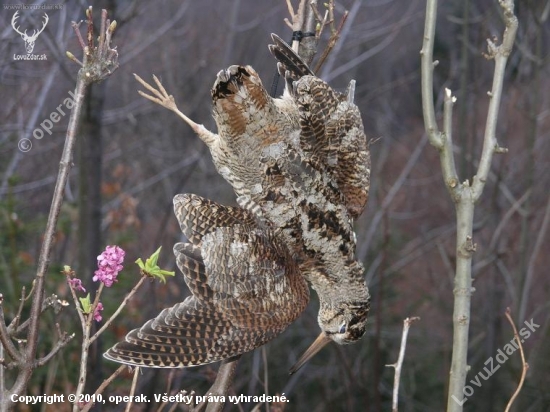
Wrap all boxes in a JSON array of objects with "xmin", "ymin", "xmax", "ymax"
[{"xmin": 338, "ymin": 322, "xmax": 347, "ymax": 334}]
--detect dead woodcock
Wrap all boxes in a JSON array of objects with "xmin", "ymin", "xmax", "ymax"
[{"xmin": 105, "ymin": 35, "xmax": 371, "ymax": 371}]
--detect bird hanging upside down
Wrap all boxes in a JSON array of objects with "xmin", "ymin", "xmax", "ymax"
[{"xmin": 105, "ymin": 34, "xmax": 371, "ymax": 373}]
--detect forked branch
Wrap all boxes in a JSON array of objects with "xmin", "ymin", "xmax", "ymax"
[
  {"xmin": 420, "ymin": 1, "xmax": 518, "ymax": 411},
  {"xmin": 386, "ymin": 317, "xmax": 420, "ymax": 412}
]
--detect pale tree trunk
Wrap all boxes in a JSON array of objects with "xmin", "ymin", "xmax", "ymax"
[{"xmin": 420, "ymin": 0, "xmax": 518, "ymax": 410}]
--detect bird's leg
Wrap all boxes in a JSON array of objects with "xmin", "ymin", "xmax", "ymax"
[{"xmin": 134, "ymin": 73, "xmax": 217, "ymax": 146}]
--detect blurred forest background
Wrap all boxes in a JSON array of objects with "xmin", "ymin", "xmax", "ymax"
[{"xmin": 1, "ymin": 0, "xmax": 549, "ymax": 411}]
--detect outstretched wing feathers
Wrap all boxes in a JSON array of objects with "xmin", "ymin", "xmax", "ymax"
[{"xmin": 105, "ymin": 194, "xmax": 308, "ymax": 368}]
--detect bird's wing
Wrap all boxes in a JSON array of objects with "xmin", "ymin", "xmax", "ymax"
[
  {"xmin": 269, "ymin": 34, "xmax": 370, "ymax": 218},
  {"xmin": 103, "ymin": 291, "xmax": 299, "ymax": 368},
  {"xmin": 104, "ymin": 295, "xmax": 232, "ymax": 367},
  {"xmin": 294, "ymin": 76, "xmax": 370, "ymax": 218},
  {"xmin": 104, "ymin": 194, "xmax": 308, "ymax": 368},
  {"xmin": 323, "ymin": 101, "xmax": 370, "ymax": 218},
  {"xmin": 201, "ymin": 225, "xmax": 297, "ymax": 318},
  {"xmin": 173, "ymin": 193, "xmax": 256, "ymax": 246}
]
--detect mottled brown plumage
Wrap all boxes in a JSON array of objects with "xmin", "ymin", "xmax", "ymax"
[
  {"xmin": 244, "ymin": 142, "xmax": 370, "ymax": 357},
  {"xmin": 104, "ymin": 194, "xmax": 308, "ymax": 367},
  {"xmin": 270, "ymin": 34, "xmax": 370, "ymax": 218},
  {"xmin": 205, "ymin": 36, "xmax": 370, "ymax": 221},
  {"xmin": 107, "ymin": 33, "xmax": 372, "ymax": 370},
  {"xmin": 210, "ymin": 36, "xmax": 371, "ymax": 354}
]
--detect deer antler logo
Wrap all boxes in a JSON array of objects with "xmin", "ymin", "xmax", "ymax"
[{"xmin": 11, "ymin": 11, "xmax": 49, "ymax": 54}]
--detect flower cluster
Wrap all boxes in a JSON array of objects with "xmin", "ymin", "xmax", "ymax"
[
  {"xmin": 68, "ymin": 277, "xmax": 86, "ymax": 293},
  {"xmin": 93, "ymin": 245, "xmax": 125, "ymax": 287},
  {"xmin": 93, "ymin": 302, "xmax": 104, "ymax": 322},
  {"xmin": 65, "ymin": 246, "xmax": 125, "ymax": 323}
]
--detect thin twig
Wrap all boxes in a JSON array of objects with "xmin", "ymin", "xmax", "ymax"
[
  {"xmin": 35, "ymin": 324, "xmax": 75, "ymax": 367},
  {"xmin": 68, "ymin": 280, "xmax": 87, "ymax": 327},
  {"xmin": 79, "ymin": 365, "xmax": 126, "ymax": 412},
  {"xmin": 313, "ymin": 9, "xmax": 349, "ymax": 73},
  {"xmin": 89, "ymin": 275, "xmax": 146, "ymax": 345},
  {"xmin": 309, "ymin": 1, "xmax": 326, "ymax": 34},
  {"xmin": 471, "ymin": 0, "xmax": 517, "ymax": 201},
  {"xmin": 420, "ymin": 0, "xmax": 460, "ymax": 198},
  {"xmin": 73, "ymin": 280, "xmax": 106, "ymax": 412},
  {"xmin": 73, "ymin": 310, "xmax": 93, "ymax": 412},
  {"xmin": 504, "ymin": 308, "xmax": 529, "ymax": 412},
  {"xmin": 0, "ymin": 295, "xmax": 21, "ymax": 363},
  {"xmin": 7, "ymin": 287, "xmax": 29, "ymax": 334},
  {"xmin": 386, "ymin": 317, "xmax": 420, "ymax": 412},
  {"xmin": 125, "ymin": 367, "xmax": 140, "ymax": 412},
  {"xmin": 442, "ymin": 88, "xmax": 460, "ymax": 192},
  {"xmin": 10, "ymin": 293, "xmax": 65, "ymax": 336}
]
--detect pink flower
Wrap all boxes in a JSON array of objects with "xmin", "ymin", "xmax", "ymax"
[
  {"xmin": 93, "ymin": 245, "xmax": 125, "ymax": 287},
  {"xmin": 93, "ymin": 302, "xmax": 104, "ymax": 322},
  {"xmin": 68, "ymin": 277, "xmax": 86, "ymax": 293}
]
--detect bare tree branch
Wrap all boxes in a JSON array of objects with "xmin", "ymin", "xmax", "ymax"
[
  {"xmin": 34, "ymin": 324, "xmax": 74, "ymax": 367},
  {"xmin": 124, "ymin": 367, "xmax": 141, "ymax": 412},
  {"xmin": 420, "ymin": 1, "xmax": 518, "ymax": 411},
  {"xmin": 0, "ymin": 294, "xmax": 21, "ymax": 364},
  {"xmin": 79, "ymin": 366, "xmax": 126, "ymax": 412},
  {"xmin": 471, "ymin": 0, "xmax": 517, "ymax": 201},
  {"xmin": 204, "ymin": 357, "xmax": 241, "ymax": 412},
  {"xmin": 89, "ymin": 276, "xmax": 147, "ymax": 345},
  {"xmin": 420, "ymin": 0, "xmax": 460, "ymax": 198}
]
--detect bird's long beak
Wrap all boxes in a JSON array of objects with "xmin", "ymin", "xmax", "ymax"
[{"xmin": 289, "ymin": 332, "xmax": 331, "ymax": 374}]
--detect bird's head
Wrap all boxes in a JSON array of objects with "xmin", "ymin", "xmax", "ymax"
[{"xmin": 290, "ymin": 281, "xmax": 370, "ymax": 374}]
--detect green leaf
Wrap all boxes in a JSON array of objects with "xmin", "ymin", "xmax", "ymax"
[
  {"xmin": 135, "ymin": 246, "xmax": 175, "ymax": 283},
  {"xmin": 79, "ymin": 294, "xmax": 92, "ymax": 314}
]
